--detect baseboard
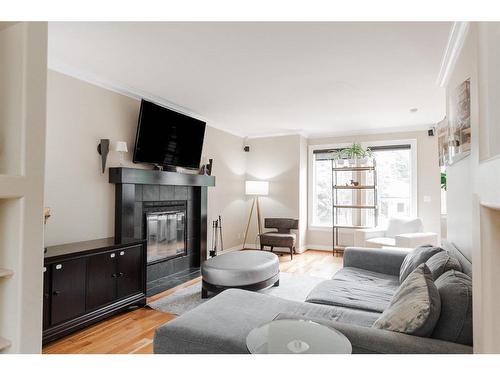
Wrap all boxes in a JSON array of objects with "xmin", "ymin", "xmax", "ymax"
[
  {"xmin": 304, "ymin": 244, "xmax": 334, "ymax": 252},
  {"xmin": 215, "ymin": 243, "xmax": 337, "ymax": 254},
  {"xmin": 216, "ymin": 244, "xmax": 244, "ymax": 254}
]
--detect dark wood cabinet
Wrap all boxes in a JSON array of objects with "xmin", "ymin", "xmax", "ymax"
[
  {"xmin": 86, "ymin": 251, "xmax": 117, "ymax": 310},
  {"xmin": 116, "ymin": 245, "xmax": 143, "ymax": 299},
  {"xmin": 51, "ymin": 258, "xmax": 87, "ymax": 325},
  {"xmin": 43, "ymin": 238, "xmax": 146, "ymax": 344}
]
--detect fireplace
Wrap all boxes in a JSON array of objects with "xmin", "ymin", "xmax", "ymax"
[
  {"xmin": 110, "ymin": 167, "xmax": 215, "ymax": 296},
  {"xmin": 143, "ymin": 202, "xmax": 187, "ymax": 264}
]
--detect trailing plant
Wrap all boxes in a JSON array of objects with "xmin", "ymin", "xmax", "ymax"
[
  {"xmin": 335, "ymin": 143, "xmax": 373, "ymax": 160},
  {"xmin": 441, "ymin": 172, "xmax": 447, "ymax": 191}
]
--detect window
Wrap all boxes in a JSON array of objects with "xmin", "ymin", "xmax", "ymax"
[{"xmin": 310, "ymin": 141, "xmax": 416, "ymax": 229}]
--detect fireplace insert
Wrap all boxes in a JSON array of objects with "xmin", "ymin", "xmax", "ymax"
[{"xmin": 143, "ymin": 202, "xmax": 187, "ymax": 264}]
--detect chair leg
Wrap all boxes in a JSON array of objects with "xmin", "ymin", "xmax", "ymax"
[
  {"xmin": 201, "ymin": 288, "xmax": 208, "ymax": 299},
  {"xmin": 270, "ymin": 246, "xmax": 274, "ymax": 252},
  {"xmin": 260, "ymin": 244, "xmax": 264, "ymax": 250},
  {"xmin": 290, "ymin": 247, "xmax": 293, "ymax": 260}
]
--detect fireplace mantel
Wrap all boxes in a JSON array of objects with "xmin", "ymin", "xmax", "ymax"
[
  {"xmin": 109, "ymin": 167, "xmax": 215, "ymax": 187},
  {"xmin": 109, "ymin": 167, "xmax": 214, "ymax": 295}
]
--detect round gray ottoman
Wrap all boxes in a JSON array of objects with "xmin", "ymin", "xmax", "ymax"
[{"xmin": 201, "ymin": 250, "xmax": 280, "ymax": 298}]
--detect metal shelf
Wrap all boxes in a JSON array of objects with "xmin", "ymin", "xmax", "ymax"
[
  {"xmin": 334, "ymin": 205, "xmax": 377, "ymax": 209},
  {"xmin": 332, "ymin": 225, "xmax": 372, "ymax": 229},
  {"xmin": 334, "ymin": 185, "xmax": 376, "ymax": 190},
  {"xmin": 332, "ymin": 166, "xmax": 375, "ymax": 171},
  {"xmin": 331, "ymin": 157, "xmax": 378, "ymax": 256}
]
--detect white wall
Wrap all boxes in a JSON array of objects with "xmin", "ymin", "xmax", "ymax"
[
  {"xmin": 307, "ymin": 131, "xmax": 441, "ymax": 248},
  {"xmin": 202, "ymin": 126, "xmax": 247, "ymax": 250},
  {"xmin": 445, "ymin": 23, "xmax": 500, "ymax": 353},
  {"xmin": 45, "ymin": 70, "xmax": 246, "ymax": 250},
  {"xmin": 245, "ymin": 135, "xmax": 306, "ymax": 250}
]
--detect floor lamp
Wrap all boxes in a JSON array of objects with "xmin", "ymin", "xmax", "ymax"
[{"xmin": 243, "ymin": 180, "xmax": 269, "ymax": 249}]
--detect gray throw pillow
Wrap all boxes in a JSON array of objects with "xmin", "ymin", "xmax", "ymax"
[
  {"xmin": 399, "ymin": 245, "xmax": 444, "ymax": 283},
  {"xmin": 373, "ymin": 264, "xmax": 441, "ymax": 337},
  {"xmin": 431, "ymin": 270, "xmax": 473, "ymax": 345},
  {"xmin": 425, "ymin": 251, "xmax": 462, "ymax": 280}
]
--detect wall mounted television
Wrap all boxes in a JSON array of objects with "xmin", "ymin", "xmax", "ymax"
[{"xmin": 133, "ymin": 99, "xmax": 206, "ymax": 170}]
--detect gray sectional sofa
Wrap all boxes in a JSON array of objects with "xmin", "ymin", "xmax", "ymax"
[{"xmin": 154, "ymin": 243, "xmax": 473, "ymax": 354}]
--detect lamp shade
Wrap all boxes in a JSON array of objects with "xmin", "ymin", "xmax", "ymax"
[
  {"xmin": 115, "ymin": 141, "xmax": 128, "ymax": 153},
  {"xmin": 245, "ymin": 180, "xmax": 269, "ymax": 196}
]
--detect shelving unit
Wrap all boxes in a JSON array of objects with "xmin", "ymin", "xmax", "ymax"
[{"xmin": 331, "ymin": 159, "xmax": 378, "ymax": 255}]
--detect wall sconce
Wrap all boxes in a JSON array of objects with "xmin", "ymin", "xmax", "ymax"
[{"xmin": 97, "ymin": 139, "xmax": 110, "ymax": 173}]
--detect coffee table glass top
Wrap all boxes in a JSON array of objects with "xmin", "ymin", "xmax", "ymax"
[{"xmin": 246, "ymin": 319, "xmax": 352, "ymax": 354}]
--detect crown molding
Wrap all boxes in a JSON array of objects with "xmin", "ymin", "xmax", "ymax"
[
  {"xmin": 47, "ymin": 59, "xmax": 245, "ymax": 139},
  {"xmin": 436, "ymin": 22, "xmax": 470, "ymax": 88},
  {"xmin": 49, "ymin": 59, "xmax": 440, "ymax": 142}
]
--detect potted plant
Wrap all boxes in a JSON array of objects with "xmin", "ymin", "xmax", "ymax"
[{"xmin": 335, "ymin": 143, "xmax": 373, "ymax": 166}]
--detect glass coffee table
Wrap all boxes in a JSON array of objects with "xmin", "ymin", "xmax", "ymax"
[{"xmin": 246, "ymin": 319, "xmax": 352, "ymax": 354}]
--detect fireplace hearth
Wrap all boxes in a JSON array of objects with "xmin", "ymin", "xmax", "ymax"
[{"xmin": 109, "ymin": 167, "xmax": 215, "ymax": 295}]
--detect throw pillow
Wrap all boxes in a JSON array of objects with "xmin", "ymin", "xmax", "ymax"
[
  {"xmin": 431, "ymin": 270, "xmax": 473, "ymax": 345},
  {"xmin": 399, "ymin": 245, "xmax": 444, "ymax": 283},
  {"xmin": 373, "ymin": 264, "xmax": 441, "ymax": 337},
  {"xmin": 425, "ymin": 251, "xmax": 462, "ymax": 280}
]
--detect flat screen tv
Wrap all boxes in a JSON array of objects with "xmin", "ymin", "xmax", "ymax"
[{"xmin": 133, "ymin": 99, "xmax": 206, "ymax": 169}]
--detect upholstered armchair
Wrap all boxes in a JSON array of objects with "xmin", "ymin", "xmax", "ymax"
[
  {"xmin": 353, "ymin": 217, "xmax": 438, "ymax": 249},
  {"xmin": 259, "ymin": 218, "xmax": 299, "ymax": 260}
]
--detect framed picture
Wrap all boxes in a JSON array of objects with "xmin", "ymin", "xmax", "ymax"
[
  {"xmin": 448, "ymin": 79, "xmax": 471, "ymax": 164},
  {"xmin": 437, "ymin": 118, "xmax": 450, "ymax": 167}
]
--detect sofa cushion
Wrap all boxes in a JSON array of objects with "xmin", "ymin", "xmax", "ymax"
[
  {"xmin": 425, "ymin": 251, "xmax": 462, "ymax": 280},
  {"xmin": 305, "ymin": 267, "xmax": 399, "ymax": 313},
  {"xmin": 431, "ymin": 270, "xmax": 473, "ymax": 345},
  {"xmin": 259, "ymin": 232, "xmax": 296, "ymax": 247},
  {"xmin": 399, "ymin": 245, "xmax": 444, "ymax": 283},
  {"xmin": 373, "ymin": 264, "xmax": 441, "ymax": 337},
  {"xmin": 154, "ymin": 288, "xmax": 380, "ymax": 354}
]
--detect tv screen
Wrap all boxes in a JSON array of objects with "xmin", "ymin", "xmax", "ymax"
[{"xmin": 133, "ymin": 100, "xmax": 206, "ymax": 169}]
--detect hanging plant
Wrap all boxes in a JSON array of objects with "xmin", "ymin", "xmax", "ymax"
[{"xmin": 335, "ymin": 143, "xmax": 373, "ymax": 160}]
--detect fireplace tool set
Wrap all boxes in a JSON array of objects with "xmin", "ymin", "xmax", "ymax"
[{"xmin": 210, "ymin": 215, "xmax": 223, "ymax": 257}]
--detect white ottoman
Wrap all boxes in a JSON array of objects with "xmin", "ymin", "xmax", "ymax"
[{"xmin": 201, "ymin": 250, "xmax": 280, "ymax": 298}]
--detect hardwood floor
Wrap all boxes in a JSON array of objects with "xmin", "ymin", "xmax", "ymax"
[{"xmin": 42, "ymin": 250, "xmax": 342, "ymax": 354}]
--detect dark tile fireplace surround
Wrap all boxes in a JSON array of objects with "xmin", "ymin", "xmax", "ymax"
[{"xmin": 109, "ymin": 167, "xmax": 215, "ymax": 296}]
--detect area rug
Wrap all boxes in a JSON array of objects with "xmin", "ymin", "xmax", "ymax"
[{"xmin": 148, "ymin": 272, "xmax": 326, "ymax": 316}]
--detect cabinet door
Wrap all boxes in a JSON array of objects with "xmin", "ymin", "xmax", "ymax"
[
  {"xmin": 116, "ymin": 245, "xmax": 143, "ymax": 299},
  {"xmin": 86, "ymin": 251, "xmax": 117, "ymax": 310},
  {"xmin": 43, "ymin": 266, "xmax": 50, "ymax": 329},
  {"xmin": 51, "ymin": 258, "xmax": 87, "ymax": 325}
]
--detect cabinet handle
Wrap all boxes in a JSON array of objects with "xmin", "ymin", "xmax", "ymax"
[
  {"xmin": 118, "ymin": 272, "xmax": 124, "ymax": 277},
  {"xmin": 110, "ymin": 253, "xmax": 116, "ymax": 258},
  {"xmin": 43, "ymin": 267, "xmax": 47, "ymax": 272},
  {"xmin": 53, "ymin": 291, "xmax": 60, "ymax": 296},
  {"xmin": 119, "ymin": 251, "xmax": 125, "ymax": 256},
  {"xmin": 55, "ymin": 264, "xmax": 62, "ymax": 270}
]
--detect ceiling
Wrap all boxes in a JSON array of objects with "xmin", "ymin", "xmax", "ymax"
[{"xmin": 48, "ymin": 22, "xmax": 451, "ymax": 138}]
